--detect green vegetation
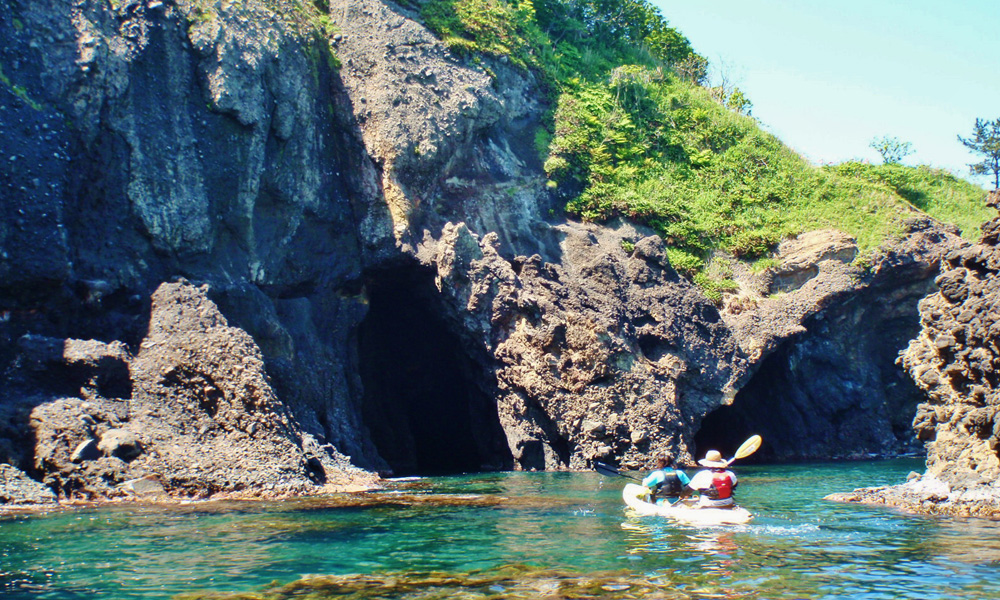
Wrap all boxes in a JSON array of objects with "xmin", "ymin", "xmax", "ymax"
[
  {"xmin": 418, "ymin": 0, "xmax": 989, "ymax": 272},
  {"xmin": 0, "ymin": 63, "xmax": 44, "ymax": 111},
  {"xmin": 827, "ymin": 162, "xmax": 992, "ymax": 239},
  {"xmin": 958, "ymin": 117, "xmax": 1000, "ymax": 190},
  {"xmin": 869, "ymin": 135, "xmax": 913, "ymax": 165},
  {"xmin": 693, "ymin": 271, "xmax": 739, "ymax": 303}
]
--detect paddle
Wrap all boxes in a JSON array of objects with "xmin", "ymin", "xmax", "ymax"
[
  {"xmin": 726, "ymin": 434, "xmax": 762, "ymax": 466},
  {"xmin": 595, "ymin": 434, "xmax": 761, "ymax": 481},
  {"xmin": 594, "ymin": 461, "xmax": 643, "ymax": 482}
]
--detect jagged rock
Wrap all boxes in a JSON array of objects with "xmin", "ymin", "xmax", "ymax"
[
  {"xmin": 0, "ymin": 464, "xmax": 57, "ymax": 506},
  {"xmin": 14, "ymin": 336, "xmax": 131, "ymax": 399},
  {"xmin": 826, "ymin": 471, "xmax": 1000, "ymax": 519},
  {"xmin": 426, "ymin": 220, "xmax": 746, "ymax": 469},
  {"xmin": 829, "ymin": 209, "xmax": 1000, "ymax": 517},
  {"xmin": 901, "ymin": 216, "xmax": 1000, "ymax": 488},
  {"xmin": 706, "ymin": 218, "xmax": 965, "ymax": 461},
  {"xmin": 21, "ymin": 283, "xmax": 377, "ymax": 500}
]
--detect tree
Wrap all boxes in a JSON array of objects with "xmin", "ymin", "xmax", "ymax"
[
  {"xmin": 869, "ymin": 135, "xmax": 913, "ymax": 165},
  {"xmin": 958, "ymin": 118, "xmax": 1000, "ymax": 189}
]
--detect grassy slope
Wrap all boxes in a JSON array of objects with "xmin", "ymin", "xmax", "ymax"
[{"xmin": 418, "ymin": 0, "xmax": 990, "ymax": 274}]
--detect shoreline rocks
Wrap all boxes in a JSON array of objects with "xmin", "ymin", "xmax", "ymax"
[
  {"xmin": 825, "ymin": 471, "xmax": 1000, "ymax": 519},
  {"xmin": 0, "ymin": 464, "xmax": 58, "ymax": 507}
]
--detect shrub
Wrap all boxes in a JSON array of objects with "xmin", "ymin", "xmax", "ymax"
[{"xmin": 417, "ymin": 0, "xmax": 991, "ymax": 275}]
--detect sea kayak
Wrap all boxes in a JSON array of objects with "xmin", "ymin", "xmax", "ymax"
[{"xmin": 622, "ymin": 483, "xmax": 753, "ymax": 525}]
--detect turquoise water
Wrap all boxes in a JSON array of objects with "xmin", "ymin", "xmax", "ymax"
[{"xmin": 2, "ymin": 459, "xmax": 1000, "ymax": 599}]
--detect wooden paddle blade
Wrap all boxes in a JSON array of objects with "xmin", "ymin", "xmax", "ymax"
[{"xmin": 733, "ymin": 434, "xmax": 762, "ymax": 460}]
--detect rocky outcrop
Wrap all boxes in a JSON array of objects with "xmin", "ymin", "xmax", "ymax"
[
  {"xmin": 426, "ymin": 220, "xmax": 746, "ymax": 469},
  {"xmin": 831, "ymin": 196, "xmax": 1000, "ymax": 517},
  {"xmin": 0, "ymin": 0, "xmax": 977, "ymax": 504},
  {"xmin": 17, "ymin": 281, "xmax": 376, "ymax": 501},
  {"xmin": 696, "ymin": 220, "xmax": 965, "ymax": 461}
]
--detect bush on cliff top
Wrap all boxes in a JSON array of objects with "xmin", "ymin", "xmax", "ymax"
[{"xmin": 419, "ymin": 0, "xmax": 989, "ymax": 273}]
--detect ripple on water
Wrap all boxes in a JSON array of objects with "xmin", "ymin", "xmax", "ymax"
[{"xmin": 2, "ymin": 462, "xmax": 1000, "ymax": 600}]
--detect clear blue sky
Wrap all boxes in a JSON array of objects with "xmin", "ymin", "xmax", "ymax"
[{"xmin": 652, "ymin": 0, "xmax": 1000, "ymax": 185}]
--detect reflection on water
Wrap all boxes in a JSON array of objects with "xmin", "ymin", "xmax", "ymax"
[{"xmin": 2, "ymin": 460, "xmax": 1000, "ymax": 600}]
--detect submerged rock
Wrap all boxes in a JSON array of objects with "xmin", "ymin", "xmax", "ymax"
[{"xmin": 173, "ymin": 564, "xmax": 691, "ymax": 600}]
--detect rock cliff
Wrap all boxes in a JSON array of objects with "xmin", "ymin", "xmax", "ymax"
[
  {"xmin": 829, "ymin": 192, "xmax": 1000, "ymax": 518},
  {"xmin": 0, "ymin": 0, "xmax": 976, "ymax": 505}
]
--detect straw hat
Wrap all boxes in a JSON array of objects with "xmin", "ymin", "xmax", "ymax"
[{"xmin": 698, "ymin": 449, "xmax": 729, "ymax": 468}]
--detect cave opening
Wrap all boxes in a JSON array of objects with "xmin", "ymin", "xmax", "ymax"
[
  {"xmin": 694, "ymin": 305, "xmax": 927, "ymax": 464},
  {"xmin": 356, "ymin": 263, "xmax": 512, "ymax": 477}
]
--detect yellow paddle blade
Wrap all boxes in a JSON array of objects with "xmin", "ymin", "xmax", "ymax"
[{"xmin": 733, "ymin": 434, "xmax": 762, "ymax": 460}]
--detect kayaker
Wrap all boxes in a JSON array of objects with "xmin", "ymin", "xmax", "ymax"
[
  {"xmin": 641, "ymin": 455, "xmax": 691, "ymax": 505},
  {"xmin": 688, "ymin": 449, "xmax": 738, "ymax": 508}
]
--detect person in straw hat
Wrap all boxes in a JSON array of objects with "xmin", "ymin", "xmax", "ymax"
[{"xmin": 688, "ymin": 449, "xmax": 739, "ymax": 508}]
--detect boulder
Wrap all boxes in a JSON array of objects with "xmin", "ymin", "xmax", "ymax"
[
  {"xmin": 771, "ymin": 230, "xmax": 858, "ymax": 293},
  {"xmin": 97, "ymin": 429, "xmax": 143, "ymax": 462}
]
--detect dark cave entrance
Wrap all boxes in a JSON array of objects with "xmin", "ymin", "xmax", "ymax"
[
  {"xmin": 694, "ymin": 305, "xmax": 928, "ymax": 464},
  {"xmin": 356, "ymin": 264, "xmax": 513, "ymax": 476}
]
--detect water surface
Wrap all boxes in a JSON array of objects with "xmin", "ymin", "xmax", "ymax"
[{"xmin": 2, "ymin": 459, "xmax": 999, "ymax": 599}]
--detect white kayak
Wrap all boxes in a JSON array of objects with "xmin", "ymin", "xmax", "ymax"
[{"xmin": 622, "ymin": 483, "xmax": 753, "ymax": 525}]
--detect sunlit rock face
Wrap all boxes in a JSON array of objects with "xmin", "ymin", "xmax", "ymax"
[
  {"xmin": 697, "ymin": 222, "xmax": 965, "ymax": 462},
  {"xmin": 903, "ymin": 193, "xmax": 1000, "ymax": 490},
  {"xmin": 20, "ymin": 282, "xmax": 374, "ymax": 500}
]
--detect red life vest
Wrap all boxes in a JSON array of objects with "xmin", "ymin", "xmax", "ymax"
[{"xmin": 711, "ymin": 472, "xmax": 734, "ymax": 499}]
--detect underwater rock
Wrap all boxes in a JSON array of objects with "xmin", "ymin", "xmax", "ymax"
[{"xmin": 173, "ymin": 564, "xmax": 691, "ymax": 600}]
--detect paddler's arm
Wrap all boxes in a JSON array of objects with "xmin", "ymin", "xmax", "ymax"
[
  {"xmin": 677, "ymin": 470, "xmax": 693, "ymax": 497},
  {"xmin": 641, "ymin": 470, "xmax": 665, "ymax": 489}
]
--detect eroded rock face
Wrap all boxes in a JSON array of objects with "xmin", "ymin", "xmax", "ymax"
[
  {"xmin": 902, "ymin": 207, "xmax": 1000, "ymax": 486},
  {"xmin": 25, "ymin": 281, "xmax": 376, "ymax": 500},
  {"xmin": 424, "ymin": 221, "xmax": 746, "ymax": 469},
  {"xmin": 696, "ymin": 220, "xmax": 965, "ymax": 461}
]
